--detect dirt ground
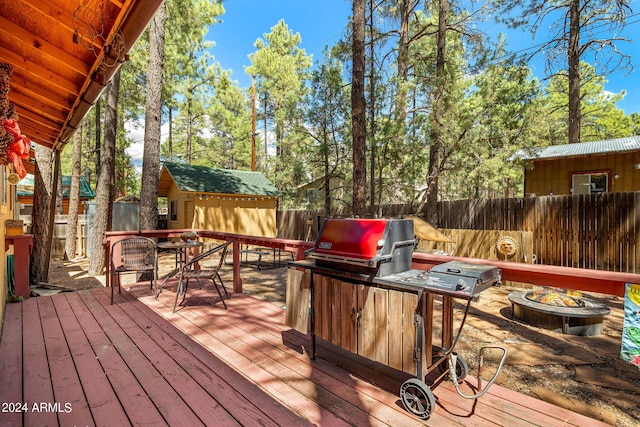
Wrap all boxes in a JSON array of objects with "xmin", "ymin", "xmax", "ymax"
[{"xmin": 41, "ymin": 254, "xmax": 640, "ymax": 427}]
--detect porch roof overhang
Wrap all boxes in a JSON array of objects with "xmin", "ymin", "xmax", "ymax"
[{"xmin": 0, "ymin": 0, "xmax": 163, "ymax": 163}]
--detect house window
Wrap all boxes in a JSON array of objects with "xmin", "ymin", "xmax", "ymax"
[
  {"xmin": 170, "ymin": 200, "xmax": 178, "ymax": 221},
  {"xmin": 571, "ymin": 172, "xmax": 608, "ymax": 195}
]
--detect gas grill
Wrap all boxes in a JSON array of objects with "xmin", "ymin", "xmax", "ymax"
[
  {"xmin": 306, "ymin": 218, "xmax": 500, "ymax": 298},
  {"xmin": 288, "ymin": 217, "xmax": 507, "ymax": 420},
  {"xmin": 375, "ymin": 260, "xmax": 501, "ymax": 298},
  {"xmin": 305, "ymin": 217, "xmax": 415, "ymax": 276}
]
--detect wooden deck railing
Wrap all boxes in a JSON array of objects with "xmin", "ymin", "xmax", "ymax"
[{"xmin": 104, "ymin": 229, "xmax": 640, "ymax": 298}]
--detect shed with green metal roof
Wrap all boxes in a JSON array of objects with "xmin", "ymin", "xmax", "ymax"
[
  {"xmin": 519, "ymin": 136, "xmax": 640, "ymax": 196},
  {"xmin": 17, "ymin": 174, "xmax": 95, "ymax": 215},
  {"xmin": 158, "ymin": 162, "xmax": 280, "ymax": 237}
]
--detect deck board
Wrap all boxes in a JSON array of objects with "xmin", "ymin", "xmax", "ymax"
[
  {"xmin": 22, "ymin": 298, "xmax": 57, "ymax": 427},
  {"xmin": 109, "ymin": 293, "xmax": 302, "ymax": 427},
  {"xmin": 68, "ymin": 290, "xmax": 168, "ymax": 426},
  {"xmin": 38, "ymin": 296, "xmax": 93, "ymax": 426},
  {"xmin": 51, "ymin": 292, "xmax": 130, "ymax": 426},
  {"xmin": 0, "ymin": 281, "xmax": 614, "ymax": 427},
  {"xmin": 0, "ymin": 303, "xmax": 23, "ymax": 427}
]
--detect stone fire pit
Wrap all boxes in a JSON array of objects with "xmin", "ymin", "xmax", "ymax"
[{"xmin": 508, "ymin": 290, "xmax": 610, "ymax": 336}]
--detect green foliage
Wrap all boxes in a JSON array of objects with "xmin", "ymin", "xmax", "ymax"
[
  {"xmin": 294, "ymin": 52, "xmax": 351, "ymax": 210},
  {"xmin": 61, "ymin": 0, "xmax": 640, "ymax": 215},
  {"xmin": 246, "ymin": 19, "xmax": 313, "ymax": 192},
  {"xmin": 542, "ymin": 62, "xmax": 632, "ymax": 143}
]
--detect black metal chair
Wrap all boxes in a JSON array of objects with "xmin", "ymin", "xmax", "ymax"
[
  {"xmin": 110, "ymin": 236, "xmax": 157, "ymax": 304},
  {"xmin": 176, "ymin": 241, "xmax": 230, "ymax": 312}
]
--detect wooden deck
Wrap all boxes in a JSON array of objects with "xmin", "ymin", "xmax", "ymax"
[{"xmin": 0, "ymin": 280, "xmax": 612, "ymax": 426}]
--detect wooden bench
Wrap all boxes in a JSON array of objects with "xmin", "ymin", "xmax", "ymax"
[
  {"xmin": 226, "ymin": 246, "xmax": 295, "ymax": 269},
  {"xmin": 240, "ymin": 249, "xmax": 270, "ymax": 269}
]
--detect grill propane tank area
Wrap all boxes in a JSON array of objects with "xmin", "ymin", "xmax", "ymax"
[{"xmin": 285, "ymin": 217, "xmax": 508, "ymax": 420}]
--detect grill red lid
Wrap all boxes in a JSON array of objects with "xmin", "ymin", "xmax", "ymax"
[{"xmin": 314, "ymin": 218, "xmax": 388, "ymax": 259}]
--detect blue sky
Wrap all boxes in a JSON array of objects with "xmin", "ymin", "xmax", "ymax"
[
  {"xmin": 206, "ymin": 0, "xmax": 352, "ymax": 87},
  {"xmin": 206, "ymin": 0, "xmax": 639, "ymax": 114}
]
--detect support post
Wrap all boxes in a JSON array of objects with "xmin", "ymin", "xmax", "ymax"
[{"xmin": 232, "ymin": 241, "xmax": 242, "ymax": 293}]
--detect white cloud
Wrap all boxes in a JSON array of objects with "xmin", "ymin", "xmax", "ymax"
[{"xmin": 124, "ymin": 119, "xmax": 171, "ymax": 166}]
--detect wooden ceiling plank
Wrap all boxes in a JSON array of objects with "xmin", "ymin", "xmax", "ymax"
[
  {"xmin": 14, "ymin": 108, "xmax": 61, "ymax": 131},
  {"xmin": 0, "ymin": 0, "xmax": 163, "ymax": 154},
  {"xmin": 10, "ymin": 91, "xmax": 68, "ymax": 123},
  {"xmin": 109, "ymin": 0, "xmax": 126, "ymax": 8},
  {"xmin": 16, "ymin": 124, "xmax": 57, "ymax": 148},
  {"xmin": 16, "ymin": 117, "xmax": 60, "ymax": 141},
  {"xmin": 9, "ymin": 74, "xmax": 76, "ymax": 112},
  {"xmin": 0, "ymin": 16, "xmax": 91, "ymax": 76},
  {"xmin": 0, "ymin": 45, "xmax": 80, "ymax": 96}
]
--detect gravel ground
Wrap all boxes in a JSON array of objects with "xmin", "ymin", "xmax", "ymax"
[{"xmin": 43, "ymin": 254, "xmax": 640, "ymax": 426}]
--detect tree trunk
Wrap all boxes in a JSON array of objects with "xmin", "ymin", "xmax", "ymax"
[
  {"xmin": 139, "ymin": 2, "xmax": 166, "ymax": 232},
  {"xmin": 368, "ymin": 0, "xmax": 376, "ymax": 216},
  {"xmin": 186, "ymin": 96, "xmax": 193, "ymax": 164},
  {"xmin": 396, "ymin": 0, "xmax": 415, "ymax": 127},
  {"xmin": 88, "ymin": 69, "xmax": 120, "ymax": 276},
  {"xmin": 55, "ymin": 172, "xmax": 63, "ymax": 214},
  {"xmin": 419, "ymin": 0, "xmax": 447, "ymax": 226},
  {"xmin": 323, "ymin": 125, "xmax": 331, "ymax": 218},
  {"xmin": 263, "ymin": 94, "xmax": 269, "ymax": 177},
  {"xmin": 95, "ymin": 99, "xmax": 101, "ymax": 173},
  {"xmin": 65, "ymin": 125, "xmax": 82, "ymax": 260},
  {"xmin": 30, "ymin": 145, "xmax": 53, "ymax": 285},
  {"xmin": 567, "ymin": 0, "xmax": 581, "ymax": 143},
  {"xmin": 168, "ymin": 106, "xmax": 173, "ymax": 162},
  {"xmin": 352, "ymin": 0, "xmax": 367, "ymax": 217}
]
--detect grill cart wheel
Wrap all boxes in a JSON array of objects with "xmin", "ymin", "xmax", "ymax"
[
  {"xmin": 400, "ymin": 378, "xmax": 436, "ymax": 419},
  {"xmin": 438, "ymin": 353, "xmax": 469, "ymax": 384}
]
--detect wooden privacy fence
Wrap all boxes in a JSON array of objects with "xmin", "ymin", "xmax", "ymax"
[
  {"xmin": 20, "ymin": 214, "xmax": 89, "ymax": 259},
  {"xmin": 419, "ymin": 229, "xmax": 534, "ymax": 263},
  {"xmin": 438, "ymin": 192, "xmax": 640, "ymax": 274},
  {"xmin": 277, "ymin": 210, "xmax": 535, "ymax": 284},
  {"xmin": 276, "ymin": 204, "xmax": 420, "ymax": 241}
]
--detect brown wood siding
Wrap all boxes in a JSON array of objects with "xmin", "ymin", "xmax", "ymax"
[
  {"xmin": 525, "ymin": 152, "xmax": 640, "ymax": 196},
  {"xmin": 17, "ymin": 197, "xmax": 87, "ymax": 214}
]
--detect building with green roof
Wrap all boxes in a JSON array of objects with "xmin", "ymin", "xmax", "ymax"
[
  {"xmin": 157, "ymin": 162, "xmax": 280, "ymax": 237},
  {"xmin": 519, "ymin": 136, "xmax": 640, "ymax": 196},
  {"xmin": 17, "ymin": 174, "xmax": 95, "ymax": 215}
]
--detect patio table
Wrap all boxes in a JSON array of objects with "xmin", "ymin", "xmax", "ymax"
[{"xmin": 156, "ymin": 240, "xmax": 203, "ymax": 311}]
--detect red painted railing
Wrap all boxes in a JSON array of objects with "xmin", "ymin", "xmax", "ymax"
[{"xmin": 104, "ymin": 229, "xmax": 640, "ymax": 297}]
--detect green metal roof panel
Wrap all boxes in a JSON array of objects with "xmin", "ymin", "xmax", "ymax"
[
  {"xmin": 520, "ymin": 136, "xmax": 640, "ymax": 161},
  {"xmin": 17, "ymin": 174, "xmax": 95, "ymax": 198},
  {"xmin": 164, "ymin": 162, "xmax": 280, "ymax": 196}
]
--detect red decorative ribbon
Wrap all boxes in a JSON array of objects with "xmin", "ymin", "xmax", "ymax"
[{"xmin": 2, "ymin": 119, "xmax": 29, "ymax": 178}]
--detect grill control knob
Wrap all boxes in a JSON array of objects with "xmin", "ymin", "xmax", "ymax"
[{"xmin": 456, "ymin": 279, "xmax": 469, "ymax": 292}]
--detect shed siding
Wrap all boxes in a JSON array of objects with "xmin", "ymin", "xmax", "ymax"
[
  {"xmin": 525, "ymin": 152, "xmax": 640, "ymax": 196},
  {"xmin": 165, "ymin": 181, "xmax": 276, "ymax": 237},
  {"xmin": 192, "ymin": 196, "xmax": 276, "ymax": 237}
]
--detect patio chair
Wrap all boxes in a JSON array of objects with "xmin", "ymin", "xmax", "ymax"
[
  {"xmin": 111, "ymin": 236, "xmax": 158, "ymax": 304},
  {"xmin": 176, "ymin": 241, "xmax": 231, "ymax": 312}
]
